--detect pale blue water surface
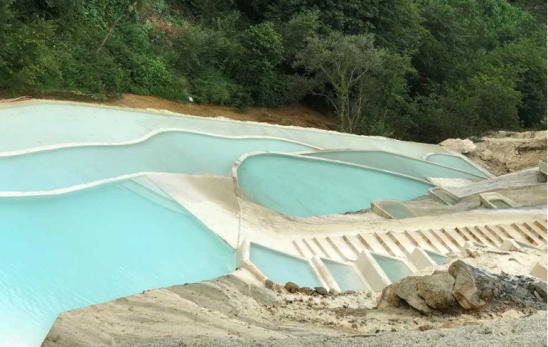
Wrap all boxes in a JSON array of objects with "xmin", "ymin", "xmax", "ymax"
[
  {"xmin": 0, "ymin": 131, "xmax": 313, "ymax": 192},
  {"xmin": 304, "ymin": 151, "xmax": 485, "ymax": 180},
  {"xmin": 426, "ymin": 154, "xmax": 488, "ymax": 178},
  {"xmin": 0, "ymin": 181, "xmax": 234, "ymax": 346},
  {"xmin": 249, "ymin": 243, "xmax": 321, "ymax": 288},
  {"xmin": 371, "ymin": 253, "xmax": 412, "ymax": 283},
  {"xmin": 322, "ymin": 259, "xmax": 367, "ymax": 291},
  {"xmin": 237, "ymin": 154, "xmax": 433, "ymax": 217}
]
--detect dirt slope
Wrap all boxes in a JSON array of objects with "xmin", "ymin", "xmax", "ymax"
[{"xmin": 441, "ymin": 131, "xmax": 547, "ymax": 176}]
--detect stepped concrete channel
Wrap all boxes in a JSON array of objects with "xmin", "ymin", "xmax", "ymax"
[{"xmin": 0, "ymin": 100, "xmax": 546, "ymax": 347}]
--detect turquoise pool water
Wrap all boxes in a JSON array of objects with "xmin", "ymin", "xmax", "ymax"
[
  {"xmin": 0, "ymin": 103, "xmax": 443, "ymax": 159},
  {"xmin": 0, "ymin": 180, "xmax": 234, "ymax": 347},
  {"xmin": 249, "ymin": 243, "xmax": 321, "ymax": 288},
  {"xmin": 371, "ymin": 253, "xmax": 412, "ymax": 283},
  {"xmin": 426, "ymin": 154, "xmax": 488, "ymax": 178},
  {"xmin": 237, "ymin": 154, "xmax": 433, "ymax": 217},
  {"xmin": 424, "ymin": 250, "xmax": 449, "ymax": 265},
  {"xmin": 322, "ymin": 259, "xmax": 367, "ymax": 291},
  {"xmin": 0, "ymin": 131, "xmax": 313, "ymax": 192},
  {"xmin": 374, "ymin": 200, "xmax": 417, "ymax": 219},
  {"xmin": 304, "ymin": 151, "xmax": 485, "ymax": 180},
  {"xmin": 490, "ymin": 199, "xmax": 511, "ymax": 209}
]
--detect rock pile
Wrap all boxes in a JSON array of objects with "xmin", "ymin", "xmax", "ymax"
[{"xmin": 377, "ymin": 260, "xmax": 547, "ymax": 314}]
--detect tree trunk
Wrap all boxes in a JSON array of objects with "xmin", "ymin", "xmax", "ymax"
[{"xmin": 96, "ymin": 16, "xmax": 122, "ymax": 53}]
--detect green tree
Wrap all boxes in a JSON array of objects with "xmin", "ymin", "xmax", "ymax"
[{"xmin": 294, "ymin": 32, "xmax": 383, "ymax": 133}]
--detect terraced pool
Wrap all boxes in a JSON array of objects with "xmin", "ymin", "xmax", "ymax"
[
  {"xmin": 0, "ymin": 131, "xmax": 313, "ymax": 193},
  {"xmin": 236, "ymin": 153, "xmax": 434, "ymax": 217},
  {"xmin": 0, "ymin": 179, "xmax": 234, "ymax": 347},
  {"xmin": 304, "ymin": 150, "xmax": 486, "ymax": 181}
]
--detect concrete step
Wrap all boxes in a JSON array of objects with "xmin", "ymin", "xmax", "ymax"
[
  {"xmin": 429, "ymin": 228, "xmax": 461, "ymax": 253},
  {"xmin": 498, "ymin": 224, "xmax": 532, "ymax": 245},
  {"xmin": 360, "ymin": 234, "xmax": 388, "ymax": 255},
  {"xmin": 375, "ymin": 233, "xmax": 407, "ymax": 258},
  {"xmin": 303, "ymin": 238, "xmax": 324, "ymax": 258},
  {"xmin": 406, "ymin": 230, "xmax": 436, "ymax": 252},
  {"xmin": 326, "ymin": 236, "xmax": 356, "ymax": 261},
  {"xmin": 498, "ymin": 224, "xmax": 534, "ymax": 246},
  {"xmin": 293, "ymin": 239, "xmax": 313, "ymax": 258},
  {"xmin": 510, "ymin": 224, "xmax": 541, "ymax": 247},
  {"xmin": 417, "ymin": 229, "xmax": 445, "ymax": 253},
  {"xmin": 478, "ymin": 225, "xmax": 504, "ymax": 246},
  {"xmin": 313, "ymin": 237, "xmax": 343, "ymax": 261},
  {"xmin": 534, "ymin": 220, "xmax": 547, "ymax": 233},
  {"xmin": 463, "ymin": 226, "xmax": 497, "ymax": 247},
  {"xmin": 386, "ymin": 231, "xmax": 414, "ymax": 255},
  {"xmin": 442, "ymin": 228, "xmax": 468, "ymax": 247},
  {"xmin": 522, "ymin": 222, "xmax": 547, "ymax": 244},
  {"xmin": 486, "ymin": 224, "xmax": 513, "ymax": 241},
  {"xmin": 343, "ymin": 235, "xmax": 366, "ymax": 256}
]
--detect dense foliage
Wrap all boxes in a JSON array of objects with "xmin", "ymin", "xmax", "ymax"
[{"xmin": 0, "ymin": 0, "xmax": 545, "ymax": 142}]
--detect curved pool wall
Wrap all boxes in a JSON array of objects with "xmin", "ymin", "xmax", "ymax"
[
  {"xmin": 0, "ymin": 102, "xmax": 444, "ymax": 159},
  {"xmin": 0, "ymin": 179, "xmax": 234, "ymax": 347},
  {"xmin": 235, "ymin": 153, "xmax": 434, "ymax": 217},
  {"xmin": 0, "ymin": 130, "xmax": 314, "ymax": 193},
  {"xmin": 425, "ymin": 153, "xmax": 489, "ymax": 178},
  {"xmin": 303, "ymin": 150, "xmax": 486, "ymax": 181},
  {"xmin": 303, "ymin": 150, "xmax": 485, "ymax": 180}
]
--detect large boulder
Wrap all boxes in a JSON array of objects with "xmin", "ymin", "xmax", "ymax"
[
  {"xmin": 449, "ymin": 261, "xmax": 497, "ymax": 309},
  {"xmin": 377, "ymin": 276, "xmax": 434, "ymax": 314},
  {"xmin": 417, "ymin": 272, "xmax": 456, "ymax": 309},
  {"xmin": 377, "ymin": 260, "xmax": 546, "ymax": 314},
  {"xmin": 377, "ymin": 272, "xmax": 456, "ymax": 314}
]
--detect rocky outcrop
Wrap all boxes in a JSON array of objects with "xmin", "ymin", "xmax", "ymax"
[
  {"xmin": 377, "ymin": 260, "xmax": 547, "ymax": 314},
  {"xmin": 440, "ymin": 138, "xmax": 477, "ymax": 154}
]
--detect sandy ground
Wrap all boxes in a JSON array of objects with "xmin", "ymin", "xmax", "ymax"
[
  {"xmin": 120, "ymin": 312, "xmax": 547, "ymax": 347},
  {"xmin": 43, "ymin": 247, "xmax": 548, "ymax": 347}
]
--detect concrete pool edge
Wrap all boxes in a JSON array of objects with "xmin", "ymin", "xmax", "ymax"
[
  {"xmin": 0, "ymin": 100, "xmax": 449, "ymax": 159},
  {"xmin": 231, "ymin": 151, "xmax": 436, "ymax": 218},
  {"xmin": 0, "ymin": 98, "xmax": 425, "ymax": 143},
  {"xmin": 423, "ymin": 151, "xmax": 495, "ymax": 178},
  {"xmin": 0, "ymin": 128, "xmax": 321, "ymax": 157},
  {"xmin": 298, "ymin": 149, "xmax": 489, "ymax": 180}
]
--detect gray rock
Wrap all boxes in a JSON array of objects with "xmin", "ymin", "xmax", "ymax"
[
  {"xmin": 449, "ymin": 260, "xmax": 501, "ymax": 310},
  {"xmin": 285, "ymin": 282, "xmax": 299, "ymax": 293},
  {"xmin": 377, "ymin": 277, "xmax": 434, "ymax": 314},
  {"xmin": 264, "ymin": 279, "xmax": 274, "ymax": 290},
  {"xmin": 534, "ymin": 281, "xmax": 547, "ymax": 301},
  {"xmin": 417, "ymin": 272, "xmax": 456, "ymax": 310},
  {"xmin": 314, "ymin": 287, "xmax": 329, "ymax": 296}
]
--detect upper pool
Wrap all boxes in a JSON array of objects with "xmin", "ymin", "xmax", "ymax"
[
  {"xmin": 0, "ymin": 131, "xmax": 313, "ymax": 193},
  {"xmin": 425, "ymin": 153, "xmax": 488, "ymax": 178},
  {"xmin": 236, "ymin": 153, "xmax": 433, "ymax": 217},
  {"xmin": 0, "ymin": 179, "xmax": 234, "ymax": 347},
  {"xmin": 0, "ymin": 102, "xmax": 443, "ymax": 159},
  {"xmin": 304, "ymin": 150, "xmax": 486, "ymax": 181}
]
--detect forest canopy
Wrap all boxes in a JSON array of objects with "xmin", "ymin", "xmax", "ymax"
[{"xmin": 0, "ymin": 0, "xmax": 546, "ymax": 142}]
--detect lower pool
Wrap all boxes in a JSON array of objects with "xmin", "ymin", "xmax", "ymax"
[
  {"xmin": 236, "ymin": 153, "xmax": 433, "ymax": 217},
  {"xmin": 249, "ymin": 243, "xmax": 321, "ymax": 288},
  {"xmin": 0, "ymin": 179, "xmax": 234, "ymax": 347}
]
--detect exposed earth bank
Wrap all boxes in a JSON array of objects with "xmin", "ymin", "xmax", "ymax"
[{"xmin": 441, "ymin": 131, "xmax": 547, "ymax": 176}]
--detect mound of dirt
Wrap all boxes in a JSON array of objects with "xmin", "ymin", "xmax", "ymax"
[
  {"xmin": 103, "ymin": 94, "xmax": 338, "ymax": 130},
  {"xmin": 441, "ymin": 131, "xmax": 547, "ymax": 176}
]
